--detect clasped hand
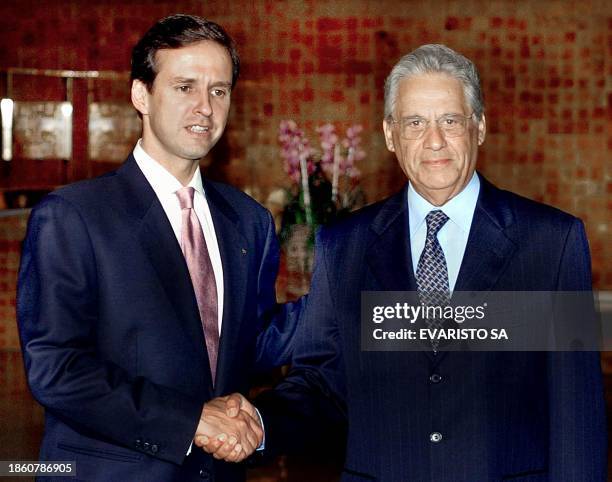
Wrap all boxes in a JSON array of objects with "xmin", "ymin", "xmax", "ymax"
[{"xmin": 194, "ymin": 393, "xmax": 262, "ymax": 462}]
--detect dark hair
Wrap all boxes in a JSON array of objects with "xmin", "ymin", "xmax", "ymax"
[{"xmin": 131, "ymin": 14, "xmax": 240, "ymax": 91}]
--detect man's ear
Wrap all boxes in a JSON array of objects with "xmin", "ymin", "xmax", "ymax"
[
  {"xmin": 382, "ymin": 119, "xmax": 395, "ymax": 152},
  {"xmin": 477, "ymin": 113, "xmax": 486, "ymax": 146},
  {"xmin": 131, "ymin": 80, "xmax": 150, "ymax": 116}
]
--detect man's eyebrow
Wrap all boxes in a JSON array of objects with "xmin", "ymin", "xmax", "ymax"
[
  {"xmin": 211, "ymin": 81, "xmax": 232, "ymax": 89},
  {"xmin": 170, "ymin": 77, "xmax": 196, "ymax": 84},
  {"xmin": 400, "ymin": 112, "xmax": 463, "ymax": 119},
  {"xmin": 399, "ymin": 114, "xmax": 427, "ymax": 121},
  {"xmin": 169, "ymin": 78, "xmax": 232, "ymax": 88}
]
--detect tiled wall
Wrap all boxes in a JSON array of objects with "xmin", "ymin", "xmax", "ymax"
[
  {"xmin": 1, "ymin": 0, "xmax": 609, "ymax": 288},
  {"xmin": 0, "ymin": 212, "xmax": 26, "ymax": 352},
  {"xmin": 0, "ymin": 1, "xmax": 610, "ymax": 474},
  {"xmin": 0, "ymin": 0, "xmax": 610, "ymax": 270}
]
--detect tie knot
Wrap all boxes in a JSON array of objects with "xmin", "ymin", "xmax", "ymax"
[
  {"xmin": 425, "ymin": 210, "xmax": 449, "ymax": 238},
  {"xmin": 176, "ymin": 186, "xmax": 195, "ymax": 210}
]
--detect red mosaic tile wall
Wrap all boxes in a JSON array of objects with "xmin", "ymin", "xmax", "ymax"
[
  {"xmin": 0, "ymin": 1, "xmax": 609, "ymax": 285},
  {"xmin": 0, "ymin": 1, "xmax": 610, "ymax": 472},
  {"xmin": 0, "ymin": 212, "xmax": 26, "ymax": 352}
]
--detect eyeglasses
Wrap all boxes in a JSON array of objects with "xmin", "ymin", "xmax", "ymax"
[{"xmin": 387, "ymin": 113, "xmax": 475, "ymax": 140}]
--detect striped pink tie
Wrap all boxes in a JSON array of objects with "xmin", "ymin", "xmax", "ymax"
[{"xmin": 176, "ymin": 186, "xmax": 219, "ymax": 385}]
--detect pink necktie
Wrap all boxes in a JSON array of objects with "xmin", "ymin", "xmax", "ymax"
[{"xmin": 176, "ymin": 186, "xmax": 219, "ymax": 385}]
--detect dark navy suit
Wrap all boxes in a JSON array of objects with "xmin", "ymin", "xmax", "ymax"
[
  {"xmin": 258, "ymin": 175, "xmax": 606, "ymax": 481},
  {"xmin": 17, "ymin": 156, "xmax": 299, "ymax": 482}
]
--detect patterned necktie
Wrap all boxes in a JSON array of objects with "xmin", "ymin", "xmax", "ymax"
[
  {"xmin": 416, "ymin": 210, "xmax": 450, "ymax": 351},
  {"xmin": 176, "ymin": 186, "xmax": 219, "ymax": 384}
]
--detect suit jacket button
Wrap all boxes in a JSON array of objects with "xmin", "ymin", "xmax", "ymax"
[
  {"xmin": 430, "ymin": 432, "xmax": 443, "ymax": 443},
  {"xmin": 151, "ymin": 444, "xmax": 158, "ymax": 454},
  {"xmin": 199, "ymin": 468, "xmax": 210, "ymax": 480},
  {"xmin": 135, "ymin": 439, "xmax": 142, "ymax": 449},
  {"xmin": 429, "ymin": 373, "xmax": 442, "ymax": 384},
  {"xmin": 143, "ymin": 442, "xmax": 150, "ymax": 451}
]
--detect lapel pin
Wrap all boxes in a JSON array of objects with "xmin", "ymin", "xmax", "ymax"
[{"xmin": 241, "ymin": 248, "xmax": 247, "ymax": 255}]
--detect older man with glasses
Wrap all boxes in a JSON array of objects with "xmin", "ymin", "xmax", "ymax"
[{"xmin": 246, "ymin": 44, "xmax": 607, "ymax": 481}]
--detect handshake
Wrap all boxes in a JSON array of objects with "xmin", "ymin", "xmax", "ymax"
[{"xmin": 194, "ymin": 393, "xmax": 263, "ymax": 462}]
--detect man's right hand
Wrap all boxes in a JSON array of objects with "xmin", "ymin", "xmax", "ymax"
[{"xmin": 193, "ymin": 393, "xmax": 263, "ymax": 462}]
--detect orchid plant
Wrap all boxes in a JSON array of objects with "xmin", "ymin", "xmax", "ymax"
[{"xmin": 278, "ymin": 120, "xmax": 366, "ymax": 242}]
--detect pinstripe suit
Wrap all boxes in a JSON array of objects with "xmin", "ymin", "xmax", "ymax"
[{"xmin": 258, "ymin": 174, "xmax": 606, "ymax": 481}]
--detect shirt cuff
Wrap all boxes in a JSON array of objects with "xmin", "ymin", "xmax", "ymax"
[{"xmin": 255, "ymin": 407, "xmax": 265, "ymax": 451}]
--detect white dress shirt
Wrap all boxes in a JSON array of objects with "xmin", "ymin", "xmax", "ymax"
[
  {"xmin": 408, "ymin": 172, "xmax": 480, "ymax": 293},
  {"xmin": 133, "ymin": 140, "xmax": 224, "ymax": 333}
]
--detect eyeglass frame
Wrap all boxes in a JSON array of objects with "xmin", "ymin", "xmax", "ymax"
[{"xmin": 386, "ymin": 112, "xmax": 477, "ymax": 140}]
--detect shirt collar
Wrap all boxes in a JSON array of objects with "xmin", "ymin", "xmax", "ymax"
[
  {"xmin": 133, "ymin": 139, "xmax": 205, "ymax": 198},
  {"xmin": 408, "ymin": 171, "xmax": 480, "ymax": 236}
]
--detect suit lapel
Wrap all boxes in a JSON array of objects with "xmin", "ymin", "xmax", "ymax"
[
  {"xmin": 203, "ymin": 182, "xmax": 249, "ymax": 396},
  {"xmin": 453, "ymin": 175, "xmax": 517, "ymax": 293},
  {"xmin": 365, "ymin": 187, "xmax": 438, "ymax": 358},
  {"xmin": 117, "ymin": 157, "xmax": 212, "ymax": 392},
  {"xmin": 366, "ymin": 186, "xmax": 417, "ymax": 293},
  {"xmin": 435, "ymin": 175, "xmax": 517, "ymax": 365}
]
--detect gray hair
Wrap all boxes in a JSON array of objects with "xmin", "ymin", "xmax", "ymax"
[{"xmin": 383, "ymin": 44, "xmax": 484, "ymax": 121}]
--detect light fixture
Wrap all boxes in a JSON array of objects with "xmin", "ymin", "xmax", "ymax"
[
  {"xmin": 59, "ymin": 102, "xmax": 73, "ymax": 159},
  {"xmin": 1, "ymin": 98, "xmax": 14, "ymax": 161},
  {"xmin": 60, "ymin": 102, "xmax": 73, "ymax": 118}
]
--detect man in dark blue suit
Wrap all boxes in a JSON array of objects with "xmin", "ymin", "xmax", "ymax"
[
  {"xmin": 17, "ymin": 15, "xmax": 299, "ymax": 482},
  {"xmin": 256, "ymin": 45, "xmax": 607, "ymax": 481}
]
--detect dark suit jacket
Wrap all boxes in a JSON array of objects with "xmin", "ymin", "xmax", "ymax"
[
  {"xmin": 17, "ymin": 156, "xmax": 299, "ymax": 482},
  {"xmin": 258, "ymin": 174, "xmax": 607, "ymax": 481}
]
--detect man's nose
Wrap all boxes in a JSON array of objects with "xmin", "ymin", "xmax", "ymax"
[
  {"xmin": 422, "ymin": 122, "xmax": 446, "ymax": 150},
  {"xmin": 194, "ymin": 92, "xmax": 212, "ymax": 117}
]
